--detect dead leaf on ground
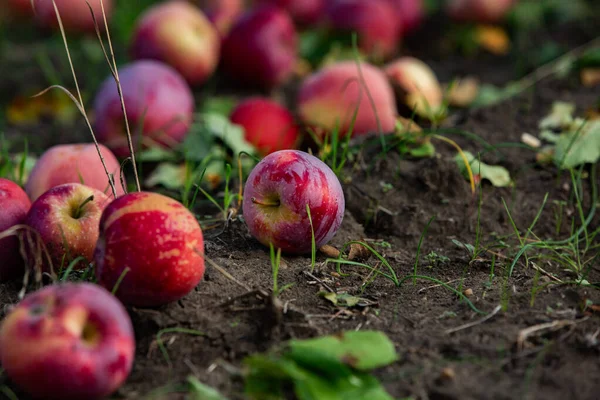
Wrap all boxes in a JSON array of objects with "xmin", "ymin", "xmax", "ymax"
[
  {"xmin": 445, "ymin": 76, "xmax": 480, "ymax": 107},
  {"xmin": 580, "ymin": 68, "xmax": 600, "ymax": 87},
  {"xmin": 475, "ymin": 25, "xmax": 510, "ymax": 55},
  {"xmin": 348, "ymin": 243, "xmax": 372, "ymax": 262},
  {"xmin": 319, "ymin": 244, "xmax": 340, "ymax": 258}
]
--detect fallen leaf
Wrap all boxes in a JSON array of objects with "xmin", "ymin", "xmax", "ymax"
[
  {"xmin": 7, "ymin": 91, "xmax": 77, "ymax": 126},
  {"xmin": 348, "ymin": 243, "xmax": 371, "ymax": 262},
  {"xmin": 455, "ymin": 151, "xmax": 512, "ymax": 187},
  {"xmin": 475, "ymin": 25, "xmax": 510, "ymax": 55},
  {"xmin": 445, "ymin": 77, "xmax": 480, "ymax": 107},
  {"xmin": 144, "ymin": 162, "xmax": 186, "ymax": 190},
  {"xmin": 554, "ymin": 119, "xmax": 600, "ymax": 168},
  {"xmin": 580, "ymin": 68, "xmax": 600, "ymax": 87},
  {"xmin": 319, "ymin": 244, "xmax": 340, "ymax": 258},
  {"xmin": 539, "ymin": 101, "xmax": 575, "ymax": 130}
]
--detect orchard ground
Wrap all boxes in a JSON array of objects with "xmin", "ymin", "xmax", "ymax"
[{"xmin": 1, "ymin": 3, "xmax": 600, "ymax": 400}]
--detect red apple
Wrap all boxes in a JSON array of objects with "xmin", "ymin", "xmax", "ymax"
[
  {"xmin": 0, "ymin": 282, "xmax": 135, "ymax": 400},
  {"xmin": 446, "ymin": 0, "xmax": 517, "ymax": 23},
  {"xmin": 384, "ymin": 0, "xmax": 425, "ymax": 35},
  {"xmin": 242, "ymin": 150, "xmax": 344, "ymax": 254},
  {"xmin": 257, "ymin": 0, "xmax": 325, "ymax": 26},
  {"xmin": 297, "ymin": 60, "xmax": 398, "ymax": 139},
  {"xmin": 25, "ymin": 143, "xmax": 125, "ymax": 202},
  {"xmin": 5, "ymin": 0, "xmax": 34, "ymax": 18},
  {"xmin": 0, "ymin": 178, "xmax": 31, "ymax": 282},
  {"xmin": 326, "ymin": 0, "xmax": 400, "ymax": 59},
  {"xmin": 221, "ymin": 5, "xmax": 298, "ymax": 90},
  {"xmin": 33, "ymin": 0, "xmax": 113, "ymax": 34},
  {"xmin": 94, "ymin": 192, "xmax": 205, "ymax": 307},
  {"xmin": 25, "ymin": 183, "xmax": 110, "ymax": 273},
  {"xmin": 93, "ymin": 60, "xmax": 195, "ymax": 158},
  {"xmin": 198, "ymin": 0, "xmax": 244, "ymax": 35},
  {"xmin": 130, "ymin": 1, "xmax": 220, "ymax": 86},
  {"xmin": 384, "ymin": 56, "xmax": 443, "ymax": 118},
  {"xmin": 230, "ymin": 97, "xmax": 300, "ymax": 155}
]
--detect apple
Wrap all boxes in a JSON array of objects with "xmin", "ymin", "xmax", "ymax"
[
  {"xmin": 446, "ymin": 0, "xmax": 517, "ymax": 23},
  {"xmin": 0, "ymin": 282, "xmax": 135, "ymax": 400},
  {"xmin": 93, "ymin": 60, "xmax": 195, "ymax": 158},
  {"xmin": 326, "ymin": 0, "xmax": 400, "ymax": 60},
  {"xmin": 230, "ymin": 97, "xmax": 300, "ymax": 155},
  {"xmin": 242, "ymin": 150, "xmax": 344, "ymax": 254},
  {"xmin": 198, "ymin": 0, "xmax": 244, "ymax": 35},
  {"xmin": 25, "ymin": 183, "xmax": 110, "ymax": 273},
  {"xmin": 0, "ymin": 178, "xmax": 31, "ymax": 282},
  {"xmin": 384, "ymin": 56, "xmax": 443, "ymax": 118},
  {"xmin": 94, "ymin": 191, "xmax": 205, "ymax": 307},
  {"xmin": 297, "ymin": 60, "xmax": 398, "ymax": 139},
  {"xmin": 130, "ymin": 1, "xmax": 220, "ymax": 86},
  {"xmin": 257, "ymin": 0, "xmax": 325, "ymax": 26},
  {"xmin": 33, "ymin": 0, "xmax": 113, "ymax": 34},
  {"xmin": 4, "ymin": 0, "xmax": 34, "ymax": 18},
  {"xmin": 221, "ymin": 5, "xmax": 298, "ymax": 90},
  {"xmin": 25, "ymin": 143, "xmax": 124, "ymax": 202},
  {"xmin": 384, "ymin": 0, "xmax": 425, "ymax": 35}
]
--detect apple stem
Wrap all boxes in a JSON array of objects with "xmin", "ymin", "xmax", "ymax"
[
  {"xmin": 251, "ymin": 197, "xmax": 280, "ymax": 207},
  {"xmin": 73, "ymin": 195, "xmax": 95, "ymax": 219}
]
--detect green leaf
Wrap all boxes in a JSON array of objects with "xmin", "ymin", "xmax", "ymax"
[
  {"xmin": 538, "ymin": 101, "xmax": 575, "ymax": 130},
  {"xmin": 144, "ymin": 162, "xmax": 186, "ymax": 190},
  {"xmin": 554, "ymin": 119, "xmax": 600, "ymax": 168},
  {"xmin": 294, "ymin": 369, "xmax": 394, "ymax": 400},
  {"xmin": 288, "ymin": 331, "xmax": 398, "ymax": 371},
  {"xmin": 187, "ymin": 376, "xmax": 229, "ymax": 400},
  {"xmin": 137, "ymin": 146, "xmax": 178, "ymax": 162},
  {"xmin": 200, "ymin": 97, "xmax": 238, "ymax": 116},
  {"xmin": 195, "ymin": 113, "xmax": 256, "ymax": 159},
  {"xmin": 455, "ymin": 151, "xmax": 512, "ymax": 187},
  {"xmin": 319, "ymin": 292, "xmax": 365, "ymax": 307},
  {"xmin": 471, "ymin": 83, "xmax": 522, "ymax": 108}
]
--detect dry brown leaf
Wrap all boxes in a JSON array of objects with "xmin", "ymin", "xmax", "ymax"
[
  {"xmin": 475, "ymin": 25, "xmax": 510, "ymax": 55},
  {"xmin": 445, "ymin": 76, "xmax": 480, "ymax": 107},
  {"xmin": 348, "ymin": 243, "xmax": 371, "ymax": 262},
  {"xmin": 319, "ymin": 244, "xmax": 340, "ymax": 258},
  {"xmin": 580, "ymin": 68, "xmax": 600, "ymax": 87}
]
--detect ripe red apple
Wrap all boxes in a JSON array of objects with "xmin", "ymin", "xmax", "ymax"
[
  {"xmin": 4, "ymin": 0, "xmax": 34, "ymax": 18},
  {"xmin": 25, "ymin": 143, "xmax": 124, "ymax": 202},
  {"xmin": 198, "ymin": 0, "xmax": 244, "ymax": 35},
  {"xmin": 242, "ymin": 150, "xmax": 344, "ymax": 254},
  {"xmin": 257, "ymin": 0, "xmax": 325, "ymax": 26},
  {"xmin": 130, "ymin": 1, "xmax": 220, "ymax": 86},
  {"xmin": 94, "ymin": 192, "xmax": 205, "ymax": 307},
  {"xmin": 25, "ymin": 183, "xmax": 110, "ymax": 273},
  {"xmin": 93, "ymin": 60, "xmax": 194, "ymax": 158},
  {"xmin": 230, "ymin": 97, "xmax": 300, "ymax": 155},
  {"xmin": 0, "ymin": 282, "xmax": 135, "ymax": 400},
  {"xmin": 446, "ymin": 0, "xmax": 517, "ymax": 23},
  {"xmin": 326, "ymin": 0, "xmax": 400, "ymax": 59},
  {"xmin": 384, "ymin": 0, "xmax": 425, "ymax": 35},
  {"xmin": 33, "ymin": 0, "xmax": 113, "ymax": 34},
  {"xmin": 221, "ymin": 5, "xmax": 298, "ymax": 90},
  {"xmin": 297, "ymin": 60, "xmax": 398, "ymax": 139},
  {"xmin": 0, "ymin": 178, "xmax": 31, "ymax": 282},
  {"xmin": 384, "ymin": 56, "xmax": 443, "ymax": 118}
]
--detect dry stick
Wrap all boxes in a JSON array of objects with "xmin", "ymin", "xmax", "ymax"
[
  {"xmin": 417, "ymin": 278, "xmax": 461, "ymax": 294},
  {"xmin": 303, "ymin": 270, "xmax": 335, "ymax": 293},
  {"xmin": 516, "ymin": 317, "xmax": 588, "ymax": 350},
  {"xmin": 445, "ymin": 305, "xmax": 502, "ymax": 335}
]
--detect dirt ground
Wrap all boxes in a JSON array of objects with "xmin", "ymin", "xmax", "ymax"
[{"xmin": 1, "ymin": 12, "xmax": 600, "ymax": 400}]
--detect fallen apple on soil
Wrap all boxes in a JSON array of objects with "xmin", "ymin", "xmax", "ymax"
[
  {"xmin": 33, "ymin": 0, "xmax": 113, "ymax": 34},
  {"xmin": 297, "ymin": 60, "xmax": 398, "ymax": 139},
  {"xmin": 0, "ymin": 178, "xmax": 31, "ymax": 282},
  {"xmin": 25, "ymin": 143, "xmax": 124, "ymax": 202},
  {"xmin": 230, "ymin": 97, "xmax": 300, "ymax": 155},
  {"xmin": 242, "ymin": 150, "xmax": 344, "ymax": 254},
  {"xmin": 257, "ymin": 0, "xmax": 325, "ymax": 26},
  {"xmin": 221, "ymin": 5, "xmax": 298, "ymax": 90},
  {"xmin": 93, "ymin": 60, "xmax": 194, "ymax": 158},
  {"xmin": 130, "ymin": 1, "xmax": 220, "ymax": 86},
  {"xmin": 198, "ymin": 0, "xmax": 244, "ymax": 35},
  {"xmin": 446, "ymin": 0, "xmax": 517, "ymax": 23},
  {"xmin": 0, "ymin": 282, "xmax": 135, "ymax": 400},
  {"xmin": 25, "ymin": 183, "xmax": 110, "ymax": 272},
  {"xmin": 94, "ymin": 191, "xmax": 205, "ymax": 307}
]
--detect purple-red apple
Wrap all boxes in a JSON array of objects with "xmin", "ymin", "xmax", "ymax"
[
  {"xmin": 230, "ymin": 97, "xmax": 300, "ymax": 155},
  {"xmin": 242, "ymin": 150, "xmax": 344, "ymax": 254},
  {"xmin": 384, "ymin": 56, "xmax": 443, "ymax": 118},
  {"xmin": 4, "ymin": 0, "xmax": 34, "ymax": 18},
  {"xmin": 297, "ymin": 60, "xmax": 398, "ymax": 138},
  {"xmin": 25, "ymin": 143, "xmax": 124, "ymax": 202},
  {"xmin": 446, "ymin": 0, "xmax": 517, "ymax": 23},
  {"xmin": 0, "ymin": 282, "xmax": 135, "ymax": 400},
  {"xmin": 198, "ymin": 0, "xmax": 244, "ymax": 35},
  {"xmin": 0, "ymin": 178, "xmax": 31, "ymax": 281},
  {"xmin": 25, "ymin": 183, "xmax": 110, "ymax": 272},
  {"xmin": 33, "ymin": 0, "xmax": 113, "ymax": 34},
  {"xmin": 257, "ymin": 0, "xmax": 325, "ymax": 26},
  {"xmin": 130, "ymin": 1, "xmax": 220, "ymax": 86},
  {"xmin": 94, "ymin": 192, "xmax": 205, "ymax": 307},
  {"xmin": 93, "ymin": 60, "xmax": 194, "ymax": 158},
  {"xmin": 384, "ymin": 0, "xmax": 425, "ymax": 35},
  {"xmin": 221, "ymin": 5, "xmax": 298, "ymax": 90},
  {"xmin": 326, "ymin": 0, "xmax": 400, "ymax": 59}
]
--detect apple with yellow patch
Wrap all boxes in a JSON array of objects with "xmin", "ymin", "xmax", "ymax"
[
  {"xmin": 0, "ymin": 178, "xmax": 31, "ymax": 281},
  {"xmin": 0, "ymin": 282, "xmax": 135, "ymax": 400},
  {"xmin": 94, "ymin": 192, "xmax": 205, "ymax": 307},
  {"xmin": 242, "ymin": 150, "xmax": 344, "ymax": 254}
]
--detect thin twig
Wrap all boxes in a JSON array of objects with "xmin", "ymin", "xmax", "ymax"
[
  {"xmin": 418, "ymin": 278, "xmax": 461, "ymax": 294},
  {"xmin": 303, "ymin": 270, "xmax": 335, "ymax": 293},
  {"xmin": 516, "ymin": 317, "xmax": 589, "ymax": 350},
  {"xmin": 445, "ymin": 305, "xmax": 502, "ymax": 334}
]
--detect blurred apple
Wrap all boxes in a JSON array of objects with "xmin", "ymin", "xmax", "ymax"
[
  {"xmin": 0, "ymin": 178, "xmax": 31, "ymax": 282},
  {"xmin": 384, "ymin": 0, "xmax": 425, "ymax": 35},
  {"xmin": 230, "ymin": 97, "xmax": 300, "ymax": 155},
  {"xmin": 93, "ymin": 60, "xmax": 194, "ymax": 157},
  {"xmin": 198, "ymin": 0, "xmax": 244, "ymax": 35},
  {"xmin": 446, "ymin": 0, "xmax": 517, "ymax": 23},
  {"xmin": 4, "ymin": 0, "xmax": 34, "ymax": 18},
  {"xmin": 0, "ymin": 282, "xmax": 135, "ymax": 400},
  {"xmin": 33, "ymin": 0, "xmax": 113, "ymax": 34},
  {"xmin": 221, "ymin": 5, "xmax": 298, "ymax": 90},
  {"xmin": 130, "ymin": 1, "xmax": 220, "ymax": 86},
  {"xmin": 257, "ymin": 0, "xmax": 325, "ymax": 26}
]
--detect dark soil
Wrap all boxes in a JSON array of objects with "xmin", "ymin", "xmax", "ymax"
[{"xmin": 1, "ymin": 14, "xmax": 600, "ymax": 400}]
